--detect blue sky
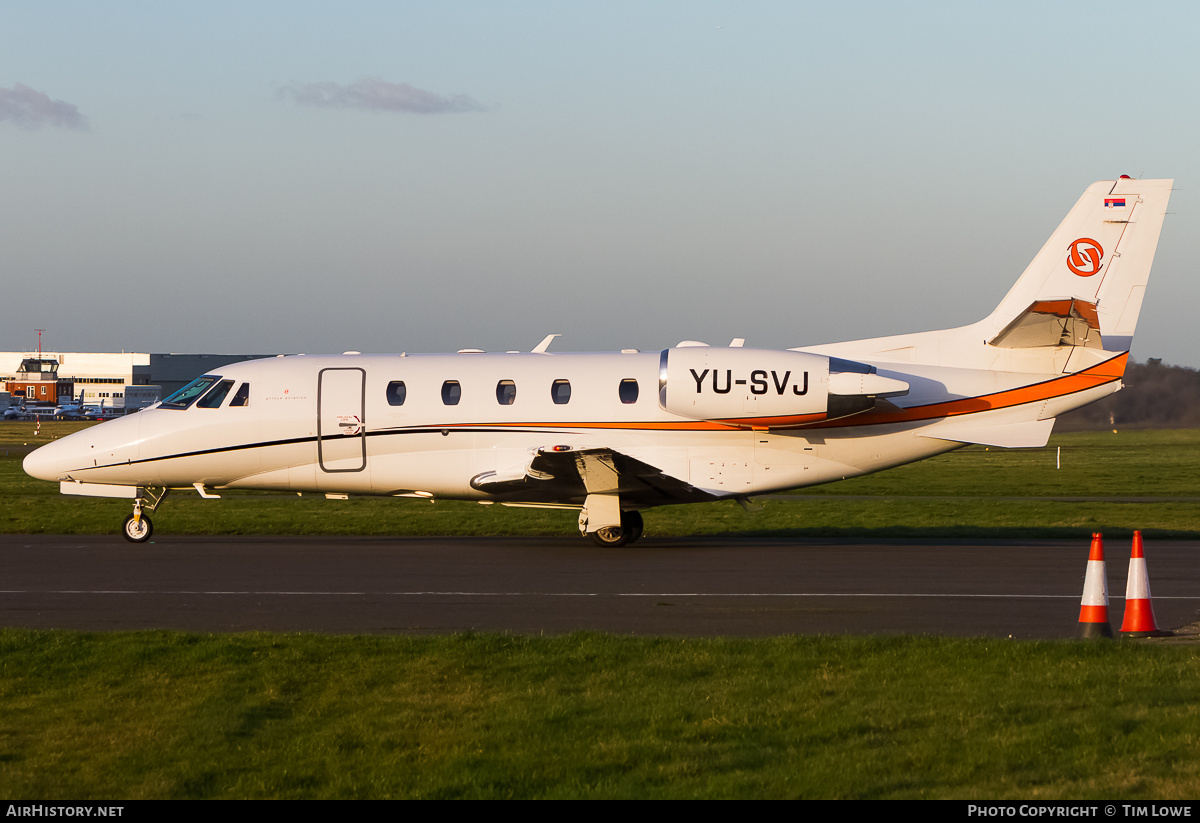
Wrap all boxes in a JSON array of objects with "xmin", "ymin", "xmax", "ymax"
[{"xmin": 3, "ymin": 1, "xmax": 1197, "ymax": 365}]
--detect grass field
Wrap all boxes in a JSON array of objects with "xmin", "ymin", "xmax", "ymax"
[
  {"xmin": 4, "ymin": 630, "xmax": 1200, "ymax": 799},
  {"xmin": 4, "ymin": 423, "xmax": 1198, "ymax": 538},
  {"xmin": 3, "ymin": 423, "xmax": 1198, "ymax": 798}
]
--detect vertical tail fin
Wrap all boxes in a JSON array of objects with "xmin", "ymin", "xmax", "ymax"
[
  {"xmin": 803, "ymin": 177, "xmax": 1172, "ymax": 373},
  {"xmin": 983, "ymin": 177, "xmax": 1173, "ymax": 353}
]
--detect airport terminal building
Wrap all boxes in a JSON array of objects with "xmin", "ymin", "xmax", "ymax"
[{"xmin": 0, "ymin": 351, "xmax": 278, "ymax": 413}]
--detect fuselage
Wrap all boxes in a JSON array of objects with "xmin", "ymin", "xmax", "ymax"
[{"xmin": 23, "ymin": 346, "xmax": 1124, "ymax": 505}]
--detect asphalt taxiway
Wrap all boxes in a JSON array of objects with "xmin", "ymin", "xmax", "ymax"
[{"xmin": 2, "ymin": 534, "xmax": 1197, "ymax": 638}]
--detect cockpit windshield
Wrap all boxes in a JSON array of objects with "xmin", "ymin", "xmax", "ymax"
[
  {"xmin": 160, "ymin": 375, "xmax": 222, "ymax": 410},
  {"xmin": 196, "ymin": 380, "xmax": 235, "ymax": 409}
]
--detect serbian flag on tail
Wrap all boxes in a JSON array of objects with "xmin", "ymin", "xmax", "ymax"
[{"xmin": 1104, "ymin": 197, "xmax": 1127, "ymax": 210}]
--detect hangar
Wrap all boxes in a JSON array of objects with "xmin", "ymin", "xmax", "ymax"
[{"xmin": 0, "ymin": 351, "xmax": 278, "ymax": 414}]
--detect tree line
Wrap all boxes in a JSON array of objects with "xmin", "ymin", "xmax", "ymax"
[{"xmin": 1058, "ymin": 359, "xmax": 1200, "ymax": 430}]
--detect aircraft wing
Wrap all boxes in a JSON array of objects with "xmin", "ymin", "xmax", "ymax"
[{"xmin": 471, "ymin": 446, "xmax": 717, "ymax": 507}]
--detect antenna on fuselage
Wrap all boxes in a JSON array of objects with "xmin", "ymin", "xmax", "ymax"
[{"xmin": 532, "ymin": 333, "xmax": 561, "ymax": 353}]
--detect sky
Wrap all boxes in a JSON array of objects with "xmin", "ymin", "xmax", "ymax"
[{"xmin": 2, "ymin": 1, "xmax": 1197, "ymax": 366}]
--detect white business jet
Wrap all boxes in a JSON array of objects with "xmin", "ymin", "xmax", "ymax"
[{"xmin": 25, "ymin": 177, "xmax": 1173, "ymax": 545}]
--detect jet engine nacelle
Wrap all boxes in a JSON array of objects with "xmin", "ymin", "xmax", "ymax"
[{"xmin": 658, "ymin": 346, "xmax": 908, "ymax": 428}]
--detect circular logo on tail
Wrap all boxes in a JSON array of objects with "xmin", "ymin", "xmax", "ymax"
[{"xmin": 1067, "ymin": 238, "xmax": 1104, "ymax": 276}]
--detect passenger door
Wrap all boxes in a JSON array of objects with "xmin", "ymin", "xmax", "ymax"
[{"xmin": 317, "ymin": 367, "xmax": 366, "ymax": 472}]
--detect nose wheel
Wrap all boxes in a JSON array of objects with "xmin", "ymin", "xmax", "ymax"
[
  {"xmin": 122, "ymin": 512, "xmax": 153, "ymax": 543},
  {"xmin": 120, "ymin": 489, "xmax": 167, "ymax": 543}
]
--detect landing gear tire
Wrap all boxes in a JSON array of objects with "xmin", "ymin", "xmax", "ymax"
[
  {"xmin": 585, "ymin": 510, "xmax": 644, "ymax": 548},
  {"xmin": 122, "ymin": 513, "xmax": 153, "ymax": 543},
  {"xmin": 588, "ymin": 525, "xmax": 630, "ymax": 547},
  {"xmin": 623, "ymin": 510, "xmax": 644, "ymax": 543}
]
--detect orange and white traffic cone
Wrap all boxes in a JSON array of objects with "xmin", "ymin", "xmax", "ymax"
[
  {"xmin": 1120, "ymin": 531, "xmax": 1169, "ymax": 638},
  {"xmin": 1078, "ymin": 533, "xmax": 1113, "ymax": 639}
]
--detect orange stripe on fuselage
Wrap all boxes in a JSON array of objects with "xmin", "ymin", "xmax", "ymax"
[
  {"xmin": 807, "ymin": 352, "xmax": 1127, "ymax": 430},
  {"xmin": 417, "ymin": 353, "xmax": 1127, "ymax": 434}
]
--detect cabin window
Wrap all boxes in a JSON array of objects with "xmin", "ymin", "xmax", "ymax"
[
  {"xmin": 551, "ymin": 379, "xmax": 571, "ymax": 405},
  {"xmin": 196, "ymin": 380, "xmax": 234, "ymax": 409},
  {"xmin": 230, "ymin": 383, "xmax": 250, "ymax": 407},
  {"xmin": 385, "ymin": 381, "xmax": 406, "ymax": 406},
  {"xmin": 441, "ymin": 380, "xmax": 461, "ymax": 405},
  {"xmin": 619, "ymin": 378, "xmax": 639, "ymax": 404},
  {"xmin": 161, "ymin": 375, "xmax": 221, "ymax": 410},
  {"xmin": 496, "ymin": 380, "xmax": 516, "ymax": 405}
]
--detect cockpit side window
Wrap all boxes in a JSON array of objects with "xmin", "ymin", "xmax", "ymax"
[
  {"xmin": 197, "ymin": 380, "xmax": 235, "ymax": 409},
  {"xmin": 230, "ymin": 383, "xmax": 250, "ymax": 407},
  {"xmin": 160, "ymin": 376, "xmax": 221, "ymax": 410}
]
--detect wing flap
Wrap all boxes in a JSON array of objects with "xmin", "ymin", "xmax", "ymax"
[{"xmin": 471, "ymin": 446, "xmax": 715, "ymax": 506}]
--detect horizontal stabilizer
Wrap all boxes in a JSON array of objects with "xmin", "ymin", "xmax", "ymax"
[{"xmin": 919, "ymin": 418, "xmax": 1055, "ymax": 449}]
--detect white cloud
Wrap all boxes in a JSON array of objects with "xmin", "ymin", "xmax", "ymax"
[
  {"xmin": 279, "ymin": 78, "xmax": 486, "ymax": 115},
  {"xmin": 0, "ymin": 83, "xmax": 87, "ymax": 130}
]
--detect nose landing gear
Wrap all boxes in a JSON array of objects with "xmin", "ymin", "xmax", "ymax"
[
  {"xmin": 121, "ymin": 487, "xmax": 168, "ymax": 543},
  {"xmin": 122, "ymin": 508, "xmax": 152, "ymax": 543}
]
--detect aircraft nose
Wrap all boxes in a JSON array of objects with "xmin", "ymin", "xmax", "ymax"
[
  {"xmin": 23, "ymin": 438, "xmax": 77, "ymax": 482},
  {"xmin": 23, "ymin": 414, "xmax": 143, "ymax": 483}
]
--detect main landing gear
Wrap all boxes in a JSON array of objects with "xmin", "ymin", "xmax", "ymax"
[
  {"xmin": 587, "ymin": 510, "xmax": 644, "ymax": 548},
  {"xmin": 121, "ymin": 488, "xmax": 169, "ymax": 543}
]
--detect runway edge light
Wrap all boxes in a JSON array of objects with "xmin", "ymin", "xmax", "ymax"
[
  {"xmin": 1078, "ymin": 533, "xmax": 1114, "ymax": 639},
  {"xmin": 1119, "ymin": 531, "xmax": 1171, "ymax": 638}
]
